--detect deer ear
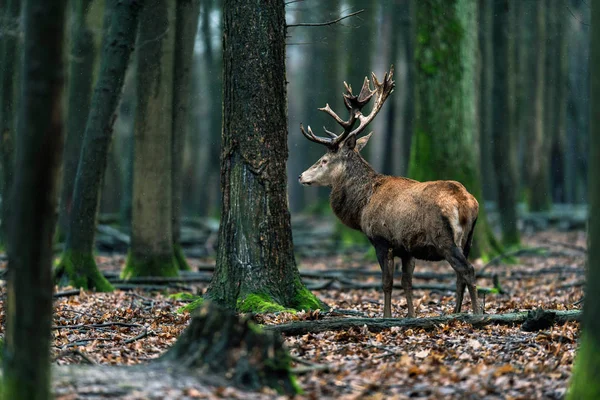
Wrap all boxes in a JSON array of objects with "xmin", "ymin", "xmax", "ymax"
[
  {"xmin": 344, "ymin": 134, "xmax": 357, "ymax": 150},
  {"xmin": 355, "ymin": 132, "xmax": 373, "ymax": 152}
]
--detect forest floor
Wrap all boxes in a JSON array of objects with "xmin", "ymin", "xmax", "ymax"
[{"xmin": 0, "ymin": 227, "xmax": 586, "ymax": 399}]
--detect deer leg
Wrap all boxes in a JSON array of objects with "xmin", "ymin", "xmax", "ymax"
[
  {"xmin": 401, "ymin": 256, "xmax": 416, "ymax": 318},
  {"xmin": 446, "ymin": 246, "xmax": 481, "ymax": 315},
  {"xmin": 374, "ymin": 245, "xmax": 394, "ymax": 318},
  {"xmin": 454, "ymin": 274, "xmax": 466, "ymax": 314}
]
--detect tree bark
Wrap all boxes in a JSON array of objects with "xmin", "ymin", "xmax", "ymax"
[
  {"xmin": 57, "ymin": 0, "xmax": 99, "ymax": 239},
  {"xmin": 491, "ymin": 0, "xmax": 519, "ymax": 246},
  {"xmin": 568, "ymin": 1, "xmax": 600, "ymax": 397},
  {"xmin": 204, "ymin": 0, "xmax": 323, "ymax": 312},
  {"xmin": 479, "ymin": 0, "xmax": 496, "ymax": 203},
  {"xmin": 0, "ymin": 0, "xmax": 21, "ymax": 249},
  {"xmin": 266, "ymin": 309, "xmax": 581, "ymax": 336},
  {"xmin": 123, "ymin": 0, "xmax": 178, "ymax": 278},
  {"xmin": 528, "ymin": 0, "xmax": 551, "ymax": 212},
  {"xmin": 172, "ymin": 0, "xmax": 200, "ymax": 271},
  {"xmin": 55, "ymin": 0, "xmax": 142, "ymax": 291},
  {"xmin": 2, "ymin": 0, "xmax": 67, "ymax": 398},
  {"xmin": 410, "ymin": 0, "xmax": 501, "ymax": 259}
]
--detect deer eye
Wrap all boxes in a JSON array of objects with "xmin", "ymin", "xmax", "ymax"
[{"xmin": 321, "ymin": 159, "xmax": 328, "ymax": 165}]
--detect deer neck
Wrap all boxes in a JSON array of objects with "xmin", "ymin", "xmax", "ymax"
[{"xmin": 330, "ymin": 157, "xmax": 379, "ymax": 231}]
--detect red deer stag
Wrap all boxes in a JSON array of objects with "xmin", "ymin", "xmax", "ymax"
[{"xmin": 298, "ymin": 67, "xmax": 481, "ymax": 318}]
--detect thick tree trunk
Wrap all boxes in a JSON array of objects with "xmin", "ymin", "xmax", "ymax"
[
  {"xmin": 528, "ymin": 0, "xmax": 551, "ymax": 212},
  {"xmin": 491, "ymin": 0, "xmax": 519, "ymax": 246},
  {"xmin": 56, "ymin": 0, "xmax": 142, "ymax": 291},
  {"xmin": 568, "ymin": 1, "xmax": 600, "ymax": 397},
  {"xmin": 123, "ymin": 0, "xmax": 178, "ymax": 278},
  {"xmin": 410, "ymin": 0, "xmax": 501, "ymax": 259},
  {"xmin": 205, "ymin": 0, "xmax": 323, "ymax": 312},
  {"xmin": 172, "ymin": 0, "xmax": 200, "ymax": 271},
  {"xmin": 0, "ymin": 0, "xmax": 21, "ymax": 249},
  {"xmin": 2, "ymin": 0, "xmax": 67, "ymax": 398},
  {"xmin": 57, "ymin": 0, "xmax": 99, "ymax": 239}
]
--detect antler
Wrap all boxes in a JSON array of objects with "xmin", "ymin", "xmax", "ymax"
[{"xmin": 300, "ymin": 66, "xmax": 395, "ymax": 149}]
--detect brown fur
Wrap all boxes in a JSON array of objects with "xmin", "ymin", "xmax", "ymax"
[{"xmin": 300, "ymin": 140, "xmax": 482, "ymax": 318}]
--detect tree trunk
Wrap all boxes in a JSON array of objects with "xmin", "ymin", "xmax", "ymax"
[
  {"xmin": 0, "ymin": 0, "xmax": 21, "ymax": 249},
  {"xmin": 410, "ymin": 0, "xmax": 501, "ymax": 259},
  {"xmin": 2, "ymin": 0, "xmax": 67, "ymax": 398},
  {"xmin": 550, "ymin": 7, "xmax": 568, "ymax": 204},
  {"xmin": 205, "ymin": 0, "xmax": 323, "ymax": 312},
  {"xmin": 479, "ymin": 0, "xmax": 496, "ymax": 203},
  {"xmin": 528, "ymin": 0, "xmax": 551, "ymax": 212},
  {"xmin": 56, "ymin": 0, "xmax": 142, "ymax": 291},
  {"xmin": 57, "ymin": 0, "xmax": 99, "ymax": 239},
  {"xmin": 172, "ymin": 0, "xmax": 200, "ymax": 271},
  {"xmin": 568, "ymin": 1, "xmax": 600, "ymax": 397},
  {"xmin": 123, "ymin": 0, "xmax": 178, "ymax": 278},
  {"xmin": 515, "ymin": 0, "xmax": 535, "ymax": 203},
  {"xmin": 491, "ymin": 0, "xmax": 519, "ymax": 246}
]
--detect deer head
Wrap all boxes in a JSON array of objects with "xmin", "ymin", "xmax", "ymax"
[{"xmin": 298, "ymin": 68, "xmax": 395, "ymax": 187}]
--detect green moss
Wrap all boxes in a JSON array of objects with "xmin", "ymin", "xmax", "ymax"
[
  {"xmin": 169, "ymin": 292, "xmax": 199, "ymax": 301},
  {"xmin": 121, "ymin": 250, "xmax": 179, "ymax": 279},
  {"xmin": 55, "ymin": 250, "xmax": 114, "ymax": 292},
  {"xmin": 237, "ymin": 293, "xmax": 295, "ymax": 314},
  {"xmin": 177, "ymin": 297, "xmax": 204, "ymax": 313},
  {"xmin": 291, "ymin": 279, "xmax": 328, "ymax": 311},
  {"xmin": 567, "ymin": 332, "xmax": 600, "ymax": 399},
  {"xmin": 173, "ymin": 243, "xmax": 191, "ymax": 271}
]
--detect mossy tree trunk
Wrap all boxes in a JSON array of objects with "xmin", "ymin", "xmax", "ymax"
[
  {"xmin": 567, "ymin": 3, "xmax": 600, "ymax": 397},
  {"xmin": 0, "ymin": 0, "xmax": 21, "ymax": 249},
  {"xmin": 123, "ymin": 0, "xmax": 178, "ymax": 278},
  {"xmin": 410, "ymin": 0, "xmax": 501, "ymax": 260},
  {"xmin": 172, "ymin": 0, "xmax": 200, "ymax": 271},
  {"xmin": 55, "ymin": 0, "xmax": 142, "ymax": 291},
  {"xmin": 491, "ymin": 0, "xmax": 519, "ymax": 246},
  {"xmin": 204, "ymin": 0, "xmax": 324, "ymax": 313},
  {"xmin": 528, "ymin": 0, "xmax": 550, "ymax": 212},
  {"xmin": 2, "ymin": 0, "xmax": 67, "ymax": 397},
  {"xmin": 57, "ymin": 0, "xmax": 99, "ymax": 239}
]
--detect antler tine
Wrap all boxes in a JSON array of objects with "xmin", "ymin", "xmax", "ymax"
[
  {"xmin": 357, "ymin": 76, "xmax": 376, "ymax": 105},
  {"xmin": 318, "ymin": 103, "xmax": 353, "ymax": 129},
  {"xmin": 300, "ymin": 123, "xmax": 333, "ymax": 147},
  {"xmin": 323, "ymin": 126, "xmax": 339, "ymax": 138},
  {"xmin": 347, "ymin": 67, "xmax": 395, "ymax": 138}
]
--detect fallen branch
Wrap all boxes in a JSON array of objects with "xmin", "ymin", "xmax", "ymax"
[
  {"xmin": 52, "ymin": 322, "xmax": 143, "ymax": 330},
  {"xmin": 54, "ymin": 349, "xmax": 96, "ymax": 365},
  {"xmin": 479, "ymin": 247, "xmax": 548, "ymax": 274},
  {"xmin": 287, "ymin": 9, "xmax": 364, "ymax": 28},
  {"xmin": 264, "ymin": 309, "xmax": 581, "ymax": 336}
]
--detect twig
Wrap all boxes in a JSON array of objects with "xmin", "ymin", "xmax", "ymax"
[
  {"xmin": 287, "ymin": 9, "xmax": 364, "ymax": 28},
  {"xmin": 540, "ymin": 239, "xmax": 587, "ymax": 254},
  {"xmin": 54, "ymin": 289, "xmax": 82, "ymax": 298},
  {"xmin": 54, "ymin": 349, "xmax": 96, "ymax": 365},
  {"xmin": 52, "ymin": 322, "xmax": 143, "ymax": 330},
  {"xmin": 479, "ymin": 247, "xmax": 548, "ymax": 275},
  {"xmin": 124, "ymin": 327, "xmax": 150, "ymax": 344}
]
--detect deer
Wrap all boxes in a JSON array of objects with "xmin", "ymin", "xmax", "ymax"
[{"xmin": 298, "ymin": 67, "xmax": 482, "ymax": 318}]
